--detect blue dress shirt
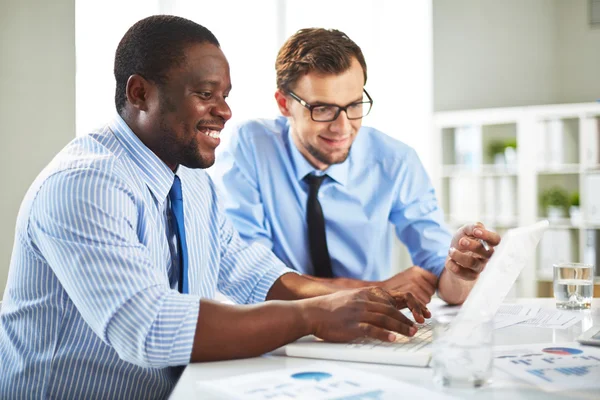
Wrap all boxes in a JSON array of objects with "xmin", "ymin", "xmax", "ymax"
[
  {"xmin": 212, "ymin": 116, "xmax": 452, "ymax": 281},
  {"xmin": 0, "ymin": 115, "xmax": 291, "ymax": 399}
]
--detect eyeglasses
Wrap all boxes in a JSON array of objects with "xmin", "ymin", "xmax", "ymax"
[{"xmin": 286, "ymin": 89, "xmax": 373, "ymax": 122}]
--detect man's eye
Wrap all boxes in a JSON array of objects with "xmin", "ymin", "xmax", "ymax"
[{"xmin": 197, "ymin": 92, "xmax": 211, "ymax": 99}]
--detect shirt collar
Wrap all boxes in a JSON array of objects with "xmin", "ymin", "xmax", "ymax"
[
  {"xmin": 283, "ymin": 117, "xmax": 350, "ymax": 186},
  {"xmin": 109, "ymin": 114, "xmax": 175, "ymax": 205}
]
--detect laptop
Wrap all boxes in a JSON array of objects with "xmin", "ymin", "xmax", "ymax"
[{"xmin": 272, "ymin": 221, "xmax": 549, "ymax": 367}]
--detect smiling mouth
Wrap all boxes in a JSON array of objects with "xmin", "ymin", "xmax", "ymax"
[
  {"xmin": 319, "ymin": 136, "xmax": 349, "ymax": 145},
  {"xmin": 198, "ymin": 126, "xmax": 222, "ymax": 139}
]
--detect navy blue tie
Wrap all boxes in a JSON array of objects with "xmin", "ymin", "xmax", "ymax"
[
  {"xmin": 169, "ymin": 176, "xmax": 189, "ymax": 294},
  {"xmin": 305, "ymin": 174, "xmax": 333, "ymax": 278}
]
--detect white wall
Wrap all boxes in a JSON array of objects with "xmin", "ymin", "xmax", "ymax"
[
  {"xmin": 557, "ymin": 0, "xmax": 600, "ymax": 103},
  {"xmin": 0, "ymin": 0, "xmax": 76, "ymax": 298},
  {"xmin": 433, "ymin": 0, "xmax": 560, "ymax": 111},
  {"xmin": 433, "ymin": 0, "xmax": 600, "ymax": 112}
]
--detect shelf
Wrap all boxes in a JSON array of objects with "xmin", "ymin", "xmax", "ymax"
[
  {"xmin": 542, "ymin": 218, "xmax": 582, "ymax": 230},
  {"xmin": 442, "ymin": 164, "xmax": 518, "ymax": 178},
  {"xmin": 536, "ymin": 164, "xmax": 581, "ymax": 175},
  {"xmin": 446, "ymin": 215, "xmax": 518, "ymax": 228}
]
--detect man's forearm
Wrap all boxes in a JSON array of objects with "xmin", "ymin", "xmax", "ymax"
[
  {"xmin": 437, "ymin": 269, "xmax": 476, "ymax": 305},
  {"xmin": 190, "ymin": 299, "xmax": 312, "ymax": 362},
  {"xmin": 266, "ymin": 272, "xmax": 365, "ymax": 300}
]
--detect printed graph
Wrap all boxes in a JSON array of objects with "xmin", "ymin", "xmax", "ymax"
[{"xmin": 526, "ymin": 365, "xmax": 599, "ymax": 383}]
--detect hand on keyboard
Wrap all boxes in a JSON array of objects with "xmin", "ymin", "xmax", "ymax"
[
  {"xmin": 301, "ymin": 286, "xmax": 429, "ymax": 344},
  {"xmin": 387, "ymin": 291, "xmax": 431, "ymax": 324}
]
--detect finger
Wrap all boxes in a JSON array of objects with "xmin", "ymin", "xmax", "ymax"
[
  {"xmin": 464, "ymin": 223, "xmax": 501, "ymax": 246},
  {"xmin": 457, "ymin": 237, "xmax": 494, "ymax": 259},
  {"xmin": 446, "ymin": 258, "xmax": 480, "ymax": 281},
  {"xmin": 404, "ymin": 293, "xmax": 431, "ymax": 323},
  {"xmin": 449, "ymin": 247, "xmax": 484, "ymax": 272},
  {"xmin": 359, "ymin": 311, "xmax": 417, "ymax": 338},
  {"xmin": 356, "ymin": 323, "xmax": 403, "ymax": 342},
  {"xmin": 364, "ymin": 301, "xmax": 416, "ymax": 328},
  {"xmin": 390, "ymin": 284, "xmax": 430, "ymax": 306}
]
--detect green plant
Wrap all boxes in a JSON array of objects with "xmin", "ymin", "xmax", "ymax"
[
  {"xmin": 570, "ymin": 191, "xmax": 580, "ymax": 207},
  {"xmin": 503, "ymin": 138, "xmax": 517, "ymax": 150},
  {"xmin": 487, "ymin": 141, "xmax": 506, "ymax": 158},
  {"xmin": 487, "ymin": 139, "xmax": 517, "ymax": 159},
  {"xmin": 540, "ymin": 187, "xmax": 570, "ymax": 211}
]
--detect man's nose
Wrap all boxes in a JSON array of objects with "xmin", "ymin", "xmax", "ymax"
[{"xmin": 329, "ymin": 110, "xmax": 351, "ymax": 133}]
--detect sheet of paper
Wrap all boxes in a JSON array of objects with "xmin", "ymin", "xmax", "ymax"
[
  {"xmin": 494, "ymin": 304, "xmax": 542, "ymax": 329},
  {"xmin": 497, "ymin": 304, "xmax": 541, "ymax": 318},
  {"xmin": 515, "ymin": 308, "xmax": 583, "ymax": 329},
  {"xmin": 195, "ymin": 362, "xmax": 457, "ymax": 400},
  {"xmin": 494, "ymin": 314, "xmax": 531, "ymax": 330},
  {"xmin": 453, "ymin": 221, "xmax": 549, "ymax": 332},
  {"xmin": 493, "ymin": 342, "xmax": 600, "ymax": 392}
]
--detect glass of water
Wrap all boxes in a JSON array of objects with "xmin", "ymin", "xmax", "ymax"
[
  {"xmin": 431, "ymin": 313, "xmax": 493, "ymax": 388},
  {"xmin": 553, "ymin": 262, "xmax": 594, "ymax": 310}
]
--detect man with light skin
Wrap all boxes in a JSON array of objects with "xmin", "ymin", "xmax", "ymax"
[{"xmin": 213, "ymin": 28, "xmax": 501, "ymax": 305}]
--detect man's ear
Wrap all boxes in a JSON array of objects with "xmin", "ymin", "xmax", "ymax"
[
  {"xmin": 125, "ymin": 74, "xmax": 153, "ymax": 112},
  {"xmin": 274, "ymin": 90, "xmax": 292, "ymax": 117}
]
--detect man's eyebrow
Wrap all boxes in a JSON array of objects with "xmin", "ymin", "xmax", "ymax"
[
  {"xmin": 313, "ymin": 95, "xmax": 364, "ymax": 107},
  {"xmin": 191, "ymin": 80, "xmax": 232, "ymax": 92}
]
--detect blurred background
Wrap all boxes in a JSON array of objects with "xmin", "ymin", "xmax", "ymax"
[{"xmin": 1, "ymin": 0, "xmax": 599, "ymax": 299}]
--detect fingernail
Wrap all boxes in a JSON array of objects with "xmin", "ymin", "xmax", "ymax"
[
  {"xmin": 474, "ymin": 229, "xmax": 483, "ymax": 237},
  {"xmin": 460, "ymin": 238, "xmax": 469, "ymax": 247},
  {"xmin": 409, "ymin": 326, "xmax": 417, "ymax": 336},
  {"xmin": 388, "ymin": 333, "xmax": 397, "ymax": 342},
  {"xmin": 449, "ymin": 247, "xmax": 456, "ymax": 254}
]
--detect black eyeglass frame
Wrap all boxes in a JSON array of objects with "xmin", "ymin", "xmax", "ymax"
[{"xmin": 286, "ymin": 89, "xmax": 373, "ymax": 122}]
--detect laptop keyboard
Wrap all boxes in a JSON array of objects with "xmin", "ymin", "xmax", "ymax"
[{"xmin": 345, "ymin": 319, "xmax": 433, "ymax": 352}]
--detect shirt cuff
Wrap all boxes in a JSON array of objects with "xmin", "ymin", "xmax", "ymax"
[
  {"xmin": 145, "ymin": 292, "xmax": 200, "ymax": 367},
  {"xmin": 248, "ymin": 263, "xmax": 299, "ymax": 304}
]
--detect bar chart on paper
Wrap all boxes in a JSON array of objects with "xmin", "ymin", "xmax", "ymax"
[{"xmin": 494, "ymin": 343, "xmax": 600, "ymax": 391}]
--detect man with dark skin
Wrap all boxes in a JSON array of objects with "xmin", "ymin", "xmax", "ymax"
[{"xmin": 0, "ymin": 16, "xmax": 428, "ymax": 399}]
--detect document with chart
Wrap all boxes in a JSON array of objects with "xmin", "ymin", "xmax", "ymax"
[
  {"xmin": 195, "ymin": 362, "xmax": 456, "ymax": 399},
  {"xmin": 494, "ymin": 342, "xmax": 600, "ymax": 391}
]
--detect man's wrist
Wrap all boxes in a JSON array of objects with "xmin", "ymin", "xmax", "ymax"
[{"xmin": 296, "ymin": 298, "xmax": 321, "ymax": 337}]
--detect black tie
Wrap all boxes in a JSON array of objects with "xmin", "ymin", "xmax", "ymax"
[{"xmin": 305, "ymin": 174, "xmax": 333, "ymax": 278}]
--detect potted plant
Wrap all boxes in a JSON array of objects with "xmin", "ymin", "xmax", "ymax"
[
  {"xmin": 488, "ymin": 141, "xmax": 507, "ymax": 165},
  {"xmin": 569, "ymin": 191, "xmax": 581, "ymax": 225},
  {"xmin": 488, "ymin": 139, "xmax": 517, "ymax": 166},
  {"xmin": 503, "ymin": 139, "xmax": 517, "ymax": 166},
  {"xmin": 540, "ymin": 187, "xmax": 570, "ymax": 221}
]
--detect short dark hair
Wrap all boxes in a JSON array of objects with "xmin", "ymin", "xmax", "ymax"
[
  {"xmin": 114, "ymin": 15, "xmax": 219, "ymax": 114},
  {"xmin": 275, "ymin": 28, "xmax": 367, "ymax": 92}
]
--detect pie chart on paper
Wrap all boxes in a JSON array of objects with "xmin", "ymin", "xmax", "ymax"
[{"xmin": 541, "ymin": 347, "xmax": 583, "ymax": 355}]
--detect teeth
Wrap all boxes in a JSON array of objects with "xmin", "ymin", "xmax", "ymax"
[{"xmin": 201, "ymin": 129, "xmax": 220, "ymax": 139}]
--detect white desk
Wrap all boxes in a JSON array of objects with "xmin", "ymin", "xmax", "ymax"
[{"xmin": 170, "ymin": 298, "xmax": 600, "ymax": 399}]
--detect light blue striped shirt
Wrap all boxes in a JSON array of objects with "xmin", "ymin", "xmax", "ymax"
[
  {"xmin": 212, "ymin": 117, "xmax": 452, "ymax": 281},
  {"xmin": 0, "ymin": 115, "xmax": 291, "ymax": 399}
]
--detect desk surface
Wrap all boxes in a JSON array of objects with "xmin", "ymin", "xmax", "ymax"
[{"xmin": 170, "ymin": 298, "xmax": 600, "ymax": 399}]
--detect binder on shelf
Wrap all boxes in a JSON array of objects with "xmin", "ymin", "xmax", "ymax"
[
  {"xmin": 538, "ymin": 230, "xmax": 573, "ymax": 278},
  {"xmin": 583, "ymin": 230, "xmax": 598, "ymax": 276},
  {"xmin": 449, "ymin": 176, "xmax": 480, "ymax": 222},
  {"xmin": 454, "ymin": 125, "xmax": 482, "ymax": 171},
  {"xmin": 545, "ymin": 119, "xmax": 564, "ymax": 167},
  {"xmin": 584, "ymin": 175, "xmax": 600, "ymax": 224},
  {"xmin": 497, "ymin": 176, "xmax": 516, "ymax": 223},
  {"xmin": 482, "ymin": 176, "xmax": 496, "ymax": 224}
]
